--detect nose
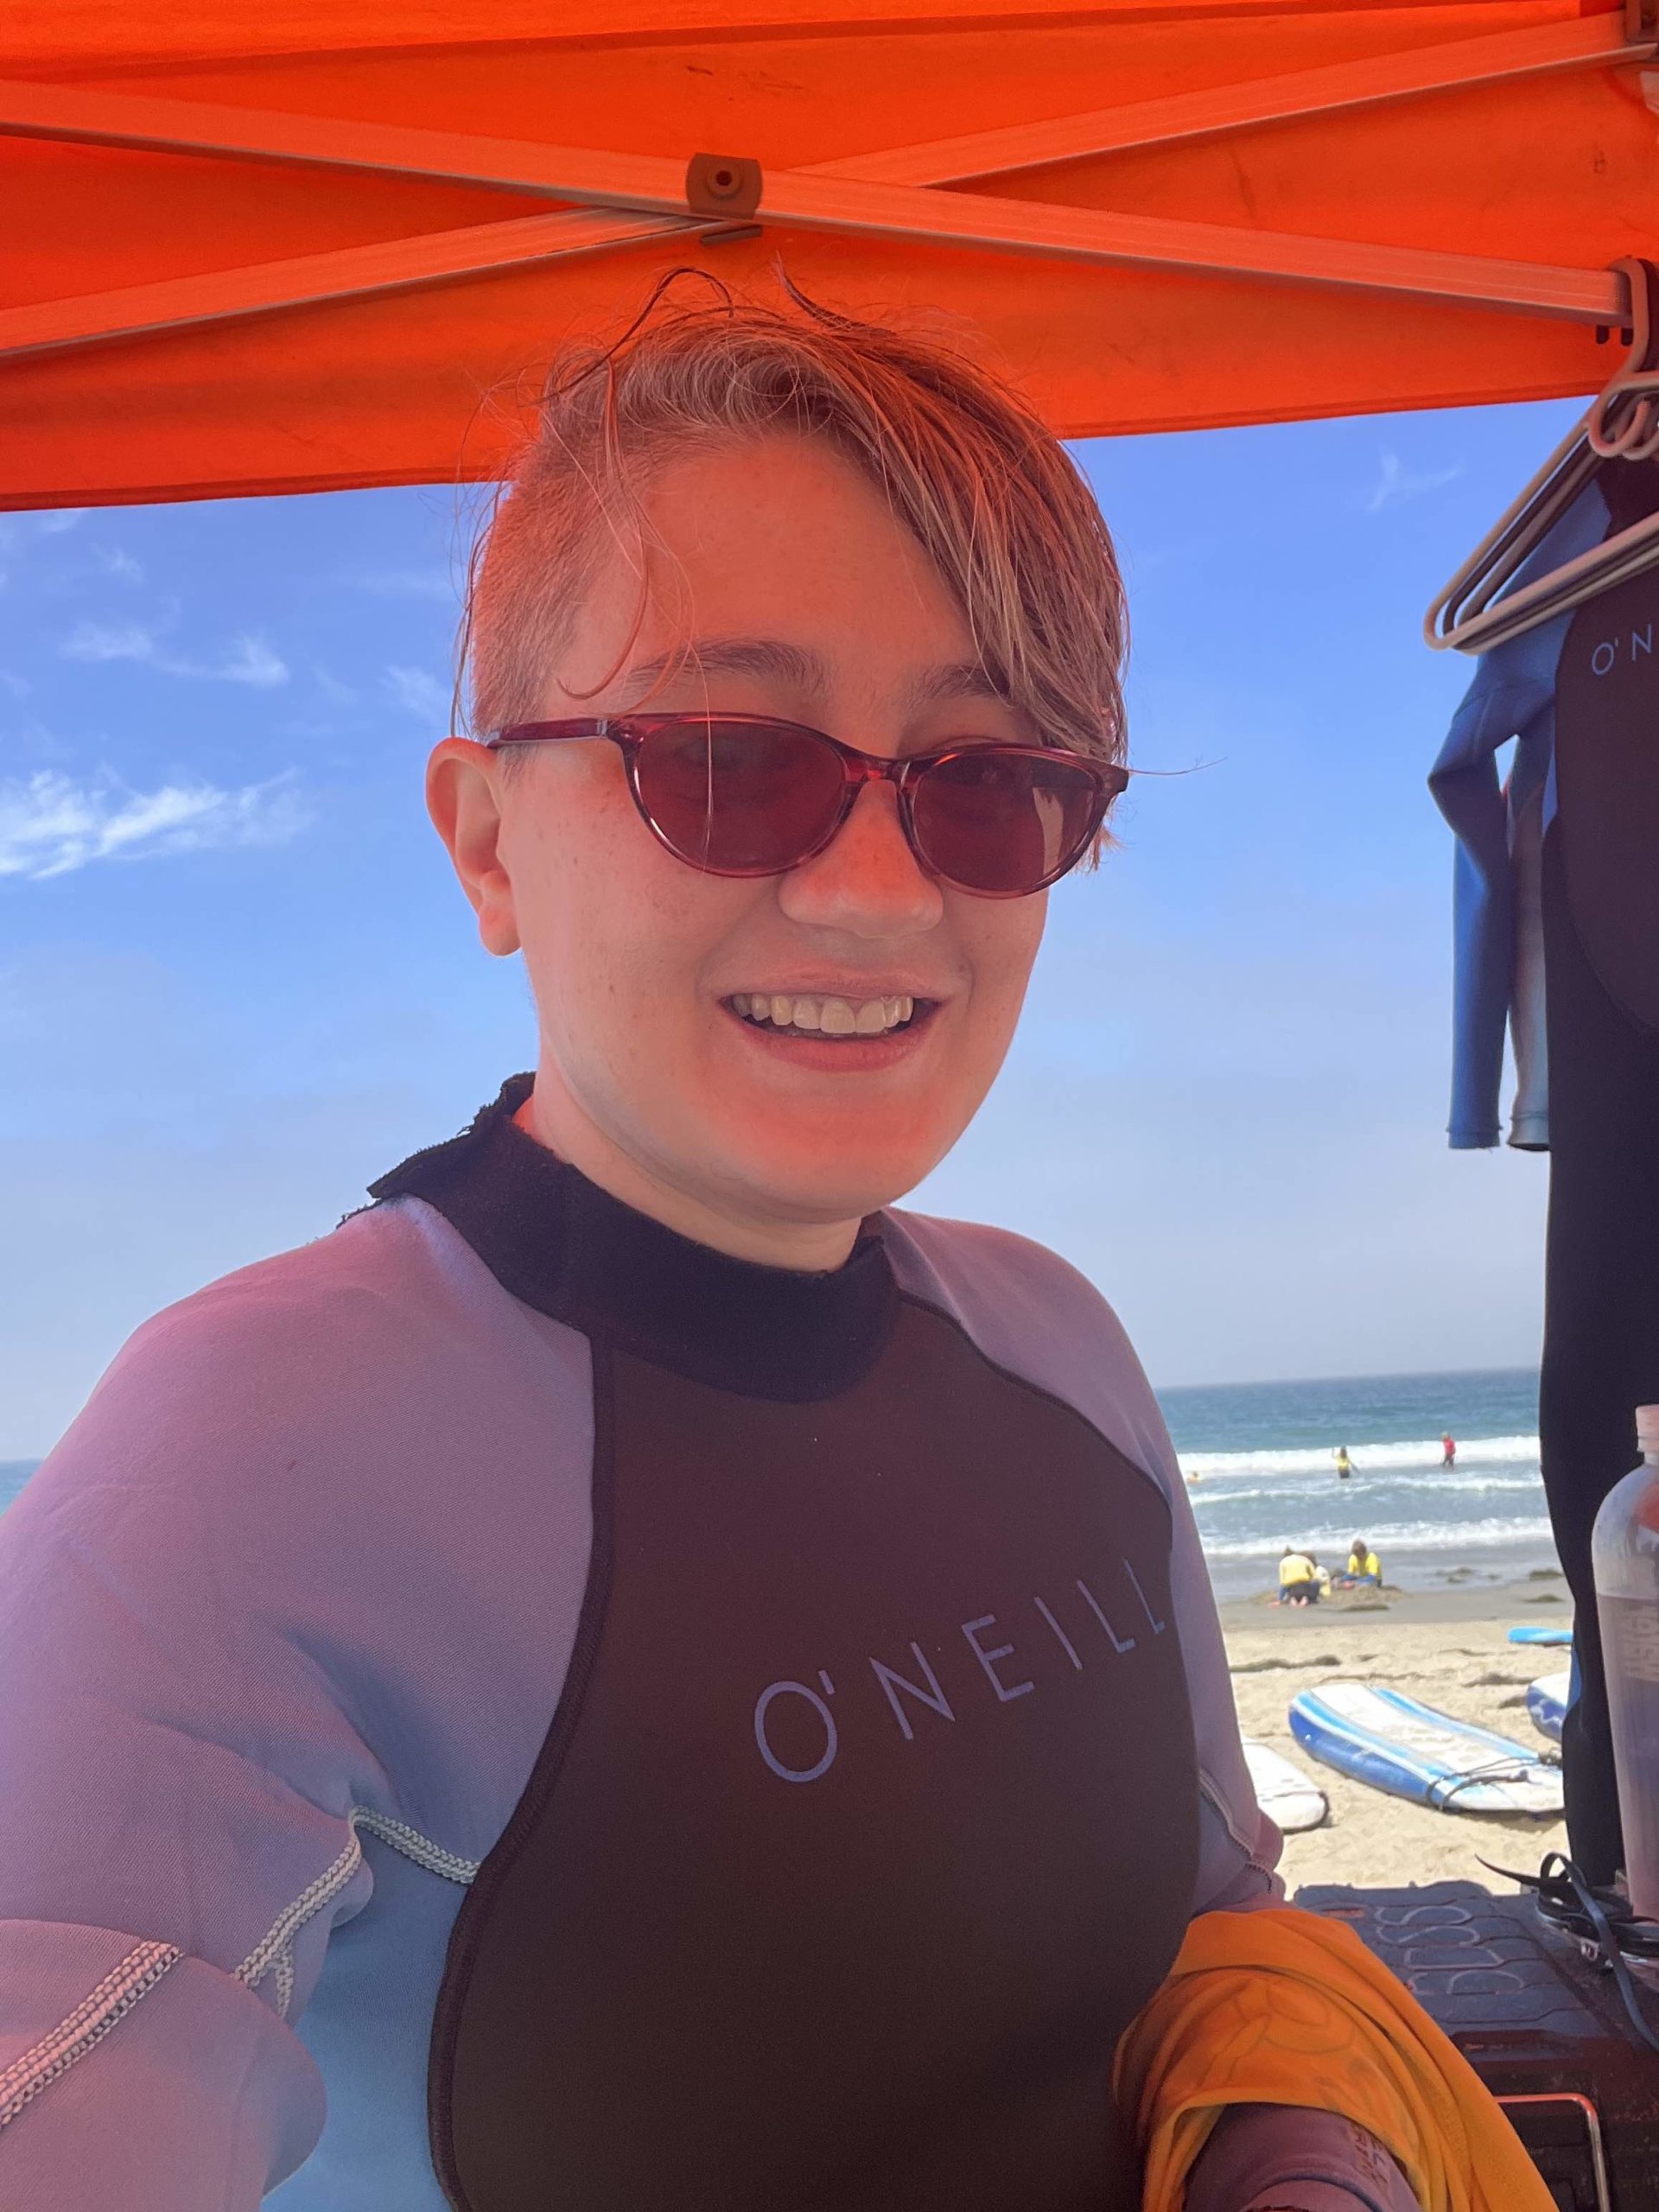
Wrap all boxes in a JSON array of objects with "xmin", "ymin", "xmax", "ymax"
[{"xmin": 776, "ymin": 779, "xmax": 944, "ymax": 938}]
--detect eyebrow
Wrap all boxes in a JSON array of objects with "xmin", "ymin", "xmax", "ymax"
[
  {"xmin": 905, "ymin": 658, "xmax": 1016, "ymax": 711},
  {"xmin": 623, "ymin": 636, "xmax": 1017, "ymax": 713},
  {"xmin": 624, "ymin": 637, "xmax": 825, "ymax": 697}
]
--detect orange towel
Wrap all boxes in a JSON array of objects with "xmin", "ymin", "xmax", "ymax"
[{"xmin": 1113, "ymin": 1905, "xmax": 1556, "ymax": 2212}]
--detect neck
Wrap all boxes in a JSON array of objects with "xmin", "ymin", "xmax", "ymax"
[{"xmin": 516, "ymin": 1068, "xmax": 861, "ymax": 1274}]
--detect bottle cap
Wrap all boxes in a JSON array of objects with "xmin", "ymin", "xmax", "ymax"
[{"xmin": 1639, "ymin": 1406, "xmax": 1659, "ymax": 1454}]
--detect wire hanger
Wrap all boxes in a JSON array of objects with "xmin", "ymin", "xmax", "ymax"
[{"xmin": 1426, "ymin": 259, "xmax": 1659, "ymax": 655}]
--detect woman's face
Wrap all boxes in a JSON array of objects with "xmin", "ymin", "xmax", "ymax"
[{"xmin": 429, "ymin": 433, "xmax": 1052, "ymax": 1261}]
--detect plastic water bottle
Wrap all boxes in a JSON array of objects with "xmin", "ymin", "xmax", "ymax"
[{"xmin": 1592, "ymin": 1407, "xmax": 1659, "ymax": 1919}]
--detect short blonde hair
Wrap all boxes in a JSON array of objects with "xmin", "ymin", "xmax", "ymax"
[{"xmin": 460, "ymin": 276, "xmax": 1128, "ymax": 783}]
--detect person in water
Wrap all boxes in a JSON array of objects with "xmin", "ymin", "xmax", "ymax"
[
  {"xmin": 1336, "ymin": 1445, "xmax": 1353, "ymax": 1478},
  {"xmin": 1442, "ymin": 1433, "xmax": 1457, "ymax": 1467},
  {"xmin": 1, "ymin": 285, "xmax": 1501, "ymax": 2212}
]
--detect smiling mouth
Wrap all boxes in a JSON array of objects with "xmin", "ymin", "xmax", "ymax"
[{"xmin": 726, "ymin": 991, "xmax": 931, "ymax": 1039}]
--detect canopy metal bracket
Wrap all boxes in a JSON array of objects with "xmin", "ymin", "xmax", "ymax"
[{"xmin": 686, "ymin": 153, "xmax": 763, "ymax": 243}]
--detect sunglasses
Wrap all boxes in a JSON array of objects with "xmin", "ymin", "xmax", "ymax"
[{"xmin": 484, "ymin": 714, "xmax": 1126, "ymax": 898}]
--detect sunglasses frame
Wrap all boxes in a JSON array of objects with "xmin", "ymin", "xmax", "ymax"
[{"xmin": 484, "ymin": 714, "xmax": 1127, "ymax": 897}]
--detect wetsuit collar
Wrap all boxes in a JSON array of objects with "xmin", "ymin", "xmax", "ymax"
[{"xmin": 368, "ymin": 1075, "xmax": 899, "ymax": 1402}]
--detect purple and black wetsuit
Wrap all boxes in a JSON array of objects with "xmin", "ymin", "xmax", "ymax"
[{"xmin": 0, "ymin": 1078, "xmax": 1416, "ymax": 2210}]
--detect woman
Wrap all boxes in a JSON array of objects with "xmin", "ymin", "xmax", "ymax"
[{"xmin": 0, "ymin": 284, "xmax": 1542, "ymax": 2211}]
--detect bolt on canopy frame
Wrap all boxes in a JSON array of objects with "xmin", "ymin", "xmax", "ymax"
[{"xmin": 2, "ymin": 0, "xmax": 1657, "ymax": 510}]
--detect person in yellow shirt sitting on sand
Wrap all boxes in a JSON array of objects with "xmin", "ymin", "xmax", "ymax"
[
  {"xmin": 1344, "ymin": 1539, "xmax": 1380, "ymax": 1592},
  {"xmin": 1338, "ymin": 1538, "xmax": 1383, "ymax": 1588},
  {"xmin": 1278, "ymin": 1547, "xmax": 1319, "ymax": 1605}
]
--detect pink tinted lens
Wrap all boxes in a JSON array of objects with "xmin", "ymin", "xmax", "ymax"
[
  {"xmin": 910, "ymin": 751, "xmax": 1108, "ymax": 893},
  {"xmin": 633, "ymin": 719, "xmax": 848, "ymax": 873}
]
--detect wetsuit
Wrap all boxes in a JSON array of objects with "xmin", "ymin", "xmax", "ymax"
[{"xmin": 0, "ymin": 1080, "xmax": 1413, "ymax": 2209}]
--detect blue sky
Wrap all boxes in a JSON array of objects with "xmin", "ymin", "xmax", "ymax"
[{"xmin": 1, "ymin": 397, "xmax": 1579, "ymax": 1457}]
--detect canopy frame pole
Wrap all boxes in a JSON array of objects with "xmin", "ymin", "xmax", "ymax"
[
  {"xmin": 815, "ymin": 11, "xmax": 1649, "ymax": 185},
  {"xmin": 0, "ymin": 193, "xmax": 1621, "ymax": 371},
  {"xmin": 3, "ymin": 12, "xmax": 1648, "ymax": 197},
  {"xmin": 0, "ymin": 209, "xmax": 706, "ymax": 363}
]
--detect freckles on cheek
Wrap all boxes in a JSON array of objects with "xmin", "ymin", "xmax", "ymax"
[{"xmin": 958, "ymin": 901, "xmax": 1043, "ymax": 1001}]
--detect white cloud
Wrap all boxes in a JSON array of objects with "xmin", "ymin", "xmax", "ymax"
[
  {"xmin": 93, "ymin": 546, "xmax": 145, "ymax": 584},
  {"xmin": 207, "ymin": 635, "xmax": 288, "ymax": 688},
  {"xmin": 59, "ymin": 623, "xmax": 288, "ymax": 687},
  {"xmin": 1363, "ymin": 450, "xmax": 1463, "ymax": 514},
  {"xmin": 35, "ymin": 509, "xmax": 87, "ymax": 535},
  {"xmin": 0, "ymin": 670, "xmax": 30, "ymax": 698},
  {"xmin": 61, "ymin": 620, "xmax": 156, "ymax": 664},
  {"xmin": 383, "ymin": 664, "xmax": 451, "ymax": 723},
  {"xmin": 0, "ymin": 770, "xmax": 308, "ymax": 881}
]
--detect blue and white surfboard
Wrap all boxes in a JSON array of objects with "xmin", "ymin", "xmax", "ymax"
[
  {"xmin": 1527, "ymin": 1669, "xmax": 1570, "ymax": 1744},
  {"xmin": 1288, "ymin": 1682, "xmax": 1563, "ymax": 1817}
]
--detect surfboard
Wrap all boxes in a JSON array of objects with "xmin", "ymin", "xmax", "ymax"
[
  {"xmin": 1243, "ymin": 1738, "xmax": 1328, "ymax": 1832},
  {"xmin": 1288, "ymin": 1682, "xmax": 1564, "ymax": 1816},
  {"xmin": 1507, "ymin": 1625, "xmax": 1573, "ymax": 1647},
  {"xmin": 1528, "ymin": 1670, "xmax": 1570, "ymax": 1745}
]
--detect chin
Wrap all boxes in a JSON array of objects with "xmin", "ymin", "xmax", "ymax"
[{"xmin": 721, "ymin": 1137, "xmax": 942, "ymax": 1228}]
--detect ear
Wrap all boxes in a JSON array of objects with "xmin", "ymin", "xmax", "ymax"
[{"xmin": 426, "ymin": 738, "xmax": 522, "ymax": 957}]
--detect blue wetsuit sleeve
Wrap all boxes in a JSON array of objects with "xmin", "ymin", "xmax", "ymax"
[
  {"xmin": 0, "ymin": 1300, "xmax": 382, "ymax": 2207},
  {"xmin": 1429, "ymin": 668, "xmax": 1541, "ymax": 1149},
  {"xmin": 1425, "ymin": 480, "xmax": 1608, "ymax": 1151}
]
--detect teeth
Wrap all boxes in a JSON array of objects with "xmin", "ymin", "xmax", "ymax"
[{"xmin": 731, "ymin": 992, "xmax": 917, "ymax": 1035}]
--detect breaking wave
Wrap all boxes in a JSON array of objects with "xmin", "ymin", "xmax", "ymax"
[
  {"xmin": 1199, "ymin": 1513, "xmax": 1555, "ymax": 1560},
  {"xmin": 1179, "ymin": 1433, "xmax": 1539, "ymax": 1483}
]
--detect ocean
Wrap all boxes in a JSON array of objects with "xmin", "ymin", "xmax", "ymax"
[
  {"xmin": 0, "ymin": 1366, "xmax": 1558, "ymax": 1604},
  {"xmin": 1162, "ymin": 1366, "xmax": 1553, "ymax": 1602}
]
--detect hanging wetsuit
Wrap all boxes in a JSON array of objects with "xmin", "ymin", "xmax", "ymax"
[
  {"xmin": 1427, "ymin": 479, "xmax": 1612, "ymax": 1151},
  {"xmin": 1539, "ymin": 456, "xmax": 1659, "ymax": 1883},
  {"xmin": 0, "ymin": 1078, "xmax": 1287, "ymax": 2209},
  {"xmin": 1428, "ymin": 456, "xmax": 1659, "ymax": 1884}
]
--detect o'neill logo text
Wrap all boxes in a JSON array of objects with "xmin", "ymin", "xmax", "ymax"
[
  {"xmin": 753, "ymin": 1559, "xmax": 1166, "ymax": 1784},
  {"xmin": 1589, "ymin": 625, "xmax": 1654, "ymax": 677}
]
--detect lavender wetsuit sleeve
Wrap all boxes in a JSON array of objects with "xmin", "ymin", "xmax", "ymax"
[
  {"xmin": 0, "ymin": 1205, "xmax": 592, "ymax": 2210},
  {"xmin": 0, "ymin": 1306, "xmax": 400, "ymax": 2202}
]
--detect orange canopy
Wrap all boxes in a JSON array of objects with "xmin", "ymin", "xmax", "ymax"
[{"xmin": 4, "ymin": 1, "xmax": 1658, "ymax": 510}]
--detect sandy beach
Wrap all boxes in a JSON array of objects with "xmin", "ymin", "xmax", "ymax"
[{"xmin": 1219, "ymin": 1571, "xmax": 1573, "ymax": 1895}]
